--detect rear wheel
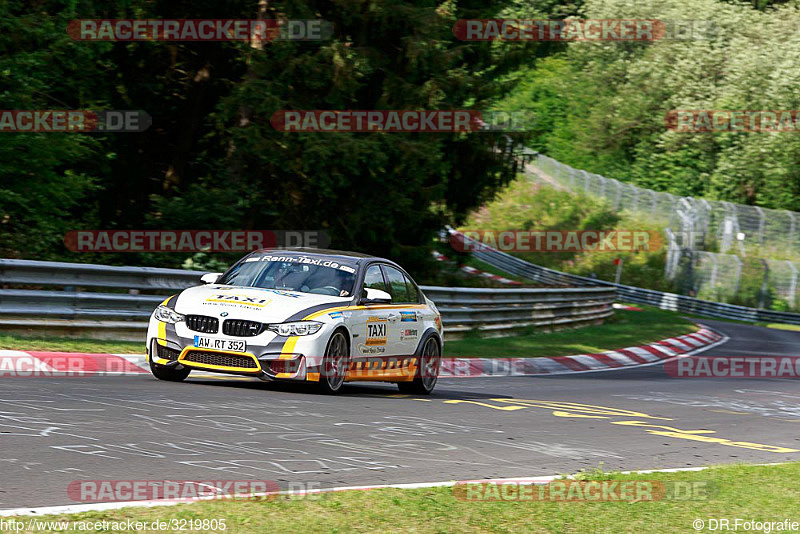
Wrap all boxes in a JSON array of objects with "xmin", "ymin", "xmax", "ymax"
[
  {"xmin": 398, "ymin": 336, "xmax": 440, "ymax": 395},
  {"xmin": 317, "ymin": 330, "xmax": 349, "ymax": 394},
  {"xmin": 149, "ymin": 357, "xmax": 191, "ymax": 382}
]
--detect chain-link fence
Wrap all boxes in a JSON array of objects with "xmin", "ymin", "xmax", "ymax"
[{"xmin": 525, "ymin": 152, "xmax": 800, "ymax": 311}]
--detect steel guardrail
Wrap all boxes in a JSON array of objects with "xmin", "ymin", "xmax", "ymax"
[
  {"xmin": 0, "ymin": 259, "xmax": 200, "ymax": 290},
  {"xmin": 448, "ymin": 227, "xmax": 800, "ymax": 325},
  {"xmin": 0, "ymin": 258, "xmax": 615, "ymax": 337}
]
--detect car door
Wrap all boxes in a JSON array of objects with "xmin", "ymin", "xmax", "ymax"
[
  {"xmin": 380, "ymin": 265, "xmax": 422, "ymax": 357},
  {"xmin": 350, "ymin": 264, "xmax": 394, "ymax": 365}
]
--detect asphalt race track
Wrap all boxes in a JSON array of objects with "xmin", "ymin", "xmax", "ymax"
[{"xmin": 2, "ymin": 319, "xmax": 800, "ymax": 510}]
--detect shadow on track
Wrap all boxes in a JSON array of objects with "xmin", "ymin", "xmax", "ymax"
[{"xmin": 179, "ymin": 374, "xmax": 515, "ymax": 400}]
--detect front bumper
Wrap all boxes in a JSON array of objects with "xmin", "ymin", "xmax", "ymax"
[{"xmin": 147, "ymin": 332, "xmax": 312, "ymax": 381}]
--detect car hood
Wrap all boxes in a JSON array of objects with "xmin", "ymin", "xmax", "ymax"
[{"xmin": 174, "ymin": 284, "xmax": 351, "ymax": 323}]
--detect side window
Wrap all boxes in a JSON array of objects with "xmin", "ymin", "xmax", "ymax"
[
  {"xmin": 404, "ymin": 274, "xmax": 420, "ymax": 303},
  {"xmin": 382, "ymin": 266, "xmax": 411, "ymax": 303},
  {"xmin": 363, "ymin": 265, "xmax": 387, "ymax": 295}
]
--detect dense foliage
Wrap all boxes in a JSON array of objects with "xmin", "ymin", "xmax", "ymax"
[
  {"xmin": 3, "ymin": 0, "xmax": 799, "ymax": 283},
  {"xmin": 0, "ymin": 0, "xmax": 538, "ymax": 275},
  {"xmin": 458, "ymin": 179, "xmax": 674, "ymax": 291},
  {"xmin": 506, "ymin": 0, "xmax": 800, "ymax": 209}
]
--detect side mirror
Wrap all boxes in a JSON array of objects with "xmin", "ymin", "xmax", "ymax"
[
  {"xmin": 362, "ymin": 287, "xmax": 392, "ymax": 304},
  {"xmin": 200, "ymin": 272, "xmax": 222, "ymax": 284}
]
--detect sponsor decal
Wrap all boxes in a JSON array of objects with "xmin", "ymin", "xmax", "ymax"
[
  {"xmin": 435, "ymin": 315, "xmax": 442, "ymax": 332},
  {"xmin": 359, "ymin": 345, "xmax": 386, "ymax": 354},
  {"xmin": 256, "ymin": 255, "xmax": 356, "ymax": 273},
  {"xmin": 400, "ymin": 329, "xmax": 418, "ymax": 340},
  {"xmin": 204, "ymin": 294, "xmax": 271, "ymax": 307},
  {"xmin": 400, "ymin": 311, "xmax": 417, "ymax": 322},
  {"xmin": 329, "ymin": 311, "xmax": 344, "ymax": 319},
  {"xmin": 366, "ymin": 316, "xmax": 388, "ymax": 346}
]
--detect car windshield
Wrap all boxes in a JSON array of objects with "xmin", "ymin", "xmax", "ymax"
[{"xmin": 217, "ymin": 255, "xmax": 357, "ymax": 297}]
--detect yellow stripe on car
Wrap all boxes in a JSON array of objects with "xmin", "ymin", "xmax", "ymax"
[{"xmin": 156, "ymin": 295, "xmax": 176, "ymax": 348}]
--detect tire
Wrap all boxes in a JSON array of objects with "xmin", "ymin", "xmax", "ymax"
[
  {"xmin": 397, "ymin": 336, "xmax": 440, "ymax": 395},
  {"xmin": 149, "ymin": 357, "xmax": 191, "ymax": 382},
  {"xmin": 317, "ymin": 330, "xmax": 350, "ymax": 394}
]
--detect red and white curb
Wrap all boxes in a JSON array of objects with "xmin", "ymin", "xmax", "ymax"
[
  {"xmin": 0, "ymin": 327, "xmax": 725, "ymax": 378},
  {"xmin": 439, "ymin": 326, "xmax": 726, "ymax": 377}
]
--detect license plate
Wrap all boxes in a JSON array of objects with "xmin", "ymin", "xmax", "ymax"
[{"xmin": 193, "ymin": 336, "xmax": 247, "ymax": 353}]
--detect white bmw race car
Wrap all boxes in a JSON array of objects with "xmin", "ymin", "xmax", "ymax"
[{"xmin": 146, "ymin": 249, "xmax": 443, "ymax": 394}]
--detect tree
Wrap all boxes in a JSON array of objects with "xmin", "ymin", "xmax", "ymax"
[{"xmin": 1, "ymin": 0, "xmax": 539, "ymax": 275}]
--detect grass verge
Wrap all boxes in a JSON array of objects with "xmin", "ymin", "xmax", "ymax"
[
  {"xmin": 763, "ymin": 323, "xmax": 800, "ymax": 332},
  {"xmin": 5, "ymin": 462, "xmax": 799, "ymax": 533},
  {"xmin": 446, "ymin": 305, "xmax": 697, "ymax": 358}
]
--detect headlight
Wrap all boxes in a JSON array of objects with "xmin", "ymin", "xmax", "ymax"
[
  {"xmin": 268, "ymin": 321, "xmax": 323, "ymax": 336},
  {"xmin": 154, "ymin": 305, "xmax": 185, "ymax": 324}
]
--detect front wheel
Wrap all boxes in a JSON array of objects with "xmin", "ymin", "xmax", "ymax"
[
  {"xmin": 149, "ymin": 358, "xmax": 191, "ymax": 382},
  {"xmin": 398, "ymin": 336, "xmax": 440, "ymax": 395},
  {"xmin": 317, "ymin": 330, "xmax": 350, "ymax": 394}
]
